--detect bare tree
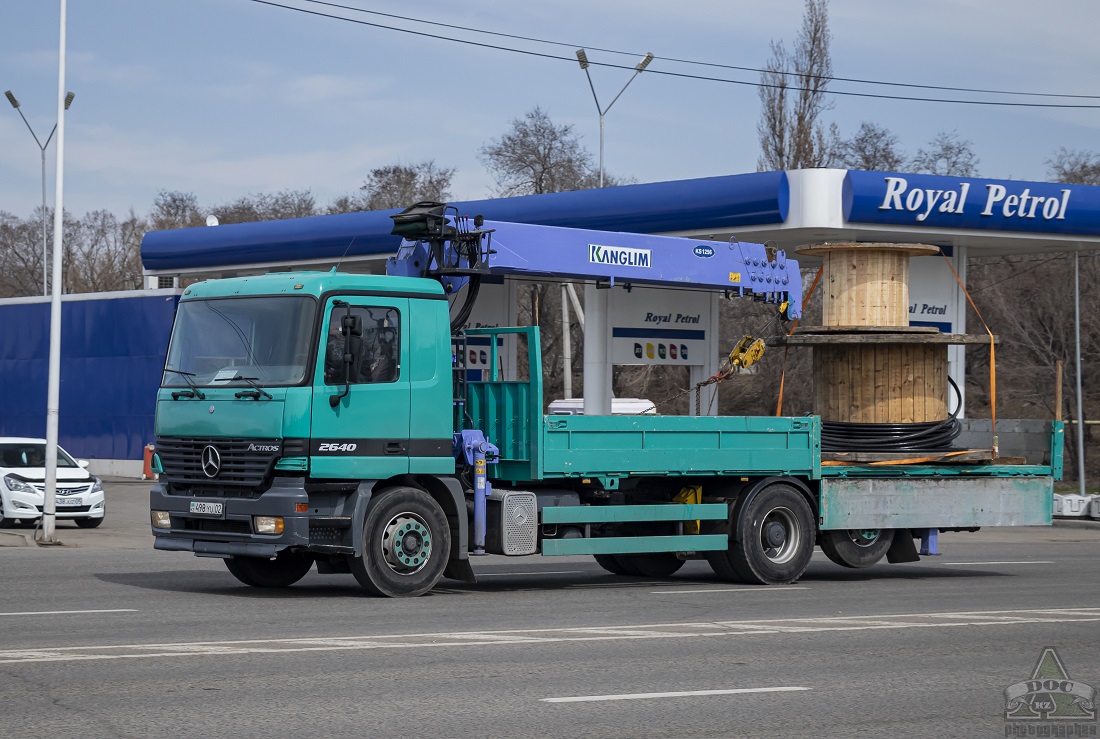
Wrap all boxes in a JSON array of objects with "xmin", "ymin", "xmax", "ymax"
[
  {"xmin": 910, "ymin": 130, "xmax": 979, "ymax": 177},
  {"xmin": 1047, "ymin": 147, "xmax": 1100, "ymax": 185},
  {"xmin": 479, "ymin": 107, "xmax": 626, "ymax": 196},
  {"xmin": 0, "ymin": 209, "xmax": 46, "ymax": 298},
  {"xmin": 359, "ymin": 161, "xmax": 455, "ymax": 210},
  {"xmin": 149, "ymin": 190, "xmax": 206, "ymax": 231},
  {"xmin": 756, "ymin": 0, "xmax": 838, "ymax": 170},
  {"xmin": 213, "ymin": 190, "xmax": 318, "ymax": 224},
  {"xmin": 66, "ymin": 210, "xmax": 146, "ymax": 293},
  {"xmin": 836, "ymin": 122, "xmax": 905, "ymax": 171}
]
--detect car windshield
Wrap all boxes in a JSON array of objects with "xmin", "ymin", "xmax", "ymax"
[
  {"xmin": 162, "ymin": 296, "xmax": 317, "ymax": 387},
  {"xmin": 0, "ymin": 443, "xmax": 79, "ymax": 468}
]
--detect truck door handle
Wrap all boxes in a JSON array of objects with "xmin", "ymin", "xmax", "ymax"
[{"xmin": 384, "ymin": 442, "xmax": 405, "ymax": 455}]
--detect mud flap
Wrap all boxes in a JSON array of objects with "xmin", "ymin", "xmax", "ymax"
[
  {"xmin": 443, "ymin": 558, "xmax": 476, "ymax": 583},
  {"xmin": 886, "ymin": 529, "xmax": 921, "ymax": 563}
]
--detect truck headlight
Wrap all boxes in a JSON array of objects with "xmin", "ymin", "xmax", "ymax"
[
  {"xmin": 254, "ymin": 516, "xmax": 284, "ymax": 535},
  {"xmin": 151, "ymin": 511, "xmax": 171, "ymax": 529}
]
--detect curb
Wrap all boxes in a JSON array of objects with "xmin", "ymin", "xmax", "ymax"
[{"xmin": 0, "ymin": 530, "xmax": 35, "ymax": 547}]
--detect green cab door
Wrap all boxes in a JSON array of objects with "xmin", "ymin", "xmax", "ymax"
[{"xmin": 310, "ymin": 297, "xmax": 411, "ymax": 479}]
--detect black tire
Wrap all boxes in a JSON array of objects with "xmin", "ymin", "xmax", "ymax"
[
  {"xmin": 709, "ymin": 484, "xmax": 814, "ymax": 585},
  {"xmin": 820, "ymin": 528, "xmax": 894, "ymax": 568},
  {"xmin": 594, "ymin": 554, "xmax": 630, "ymax": 575},
  {"xmin": 349, "ymin": 487, "xmax": 450, "ymax": 597},
  {"xmin": 616, "ymin": 553, "xmax": 685, "ymax": 578},
  {"xmin": 224, "ymin": 550, "xmax": 315, "ymax": 588},
  {"xmin": 75, "ymin": 516, "xmax": 104, "ymax": 529}
]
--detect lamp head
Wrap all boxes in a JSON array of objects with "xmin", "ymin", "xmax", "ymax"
[
  {"xmin": 575, "ymin": 49, "xmax": 589, "ymax": 70},
  {"xmin": 4, "ymin": 90, "xmax": 19, "ymax": 109},
  {"xmin": 636, "ymin": 53, "xmax": 654, "ymax": 72},
  {"xmin": 64, "ymin": 91, "xmax": 75, "ymax": 110}
]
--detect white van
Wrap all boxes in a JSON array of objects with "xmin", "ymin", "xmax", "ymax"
[{"xmin": 547, "ymin": 398, "xmax": 657, "ymax": 416}]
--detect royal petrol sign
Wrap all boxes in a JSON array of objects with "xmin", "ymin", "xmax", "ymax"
[{"xmin": 844, "ymin": 171, "xmax": 1100, "ymax": 236}]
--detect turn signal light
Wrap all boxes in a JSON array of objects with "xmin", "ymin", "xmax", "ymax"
[
  {"xmin": 254, "ymin": 516, "xmax": 284, "ymax": 535},
  {"xmin": 151, "ymin": 511, "xmax": 171, "ymax": 529},
  {"xmin": 295, "ymin": 503, "xmax": 308, "ymax": 513}
]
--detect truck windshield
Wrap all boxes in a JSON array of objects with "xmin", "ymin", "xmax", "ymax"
[{"xmin": 162, "ymin": 296, "xmax": 317, "ymax": 387}]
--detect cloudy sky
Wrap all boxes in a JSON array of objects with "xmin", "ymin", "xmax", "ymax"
[{"xmin": 2, "ymin": 0, "xmax": 1099, "ymax": 219}]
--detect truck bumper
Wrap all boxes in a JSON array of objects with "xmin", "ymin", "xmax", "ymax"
[{"xmin": 149, "ymin": 477, "xmax": 363, "ymax": 557}]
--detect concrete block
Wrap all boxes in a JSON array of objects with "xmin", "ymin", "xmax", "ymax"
[
  {"xmin": 1090, "ymin": 495, "xmax": 1100, "ymax": 520},
  {"xmin": 1053, "ymin": 493, "xmax": 1094, "ymax": 518}
]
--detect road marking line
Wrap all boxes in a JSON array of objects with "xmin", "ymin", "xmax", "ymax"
[
  {"xmin": 478, "ymin": 570, "xmax": 585, "ymax": 577},
  {"xmin": 0, "ymin": 609, "xmax": 139, "ymax": 617},
  {"xmin": 542, "ymin": 687, "xmax": 810, "ymax": 703},
  {"xmin": 939, "ymin": 561, "xmax": 1054, "ymax": 565},
  {"xmin": 650, "ymin": 587, "xmax": 811, "ymax": 594},
  {"xmin": 3, "ymin": 608, "xmax": 1099, "ymax": 665}
]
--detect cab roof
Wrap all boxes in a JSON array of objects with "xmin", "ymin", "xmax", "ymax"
[{"xmin": 179, "ymin": 271, "xmax": 445, "ymax": 300}]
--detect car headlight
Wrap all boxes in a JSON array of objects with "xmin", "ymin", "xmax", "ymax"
[
  {"xmin": 3, "ymin": 475, "xmax": 36, "ymax": 494},
  {"xmin": 90, "ymin": 478, "xmax": 103, "ymax": 494}
]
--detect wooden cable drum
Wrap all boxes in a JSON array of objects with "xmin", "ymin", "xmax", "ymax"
[
  {"xmin": 798, "ymin": 242, "xmax": 940, "ymax": 328},
  {"xmin": 795, "ymin": 242, "xmax": 947, "ymax": 424}
]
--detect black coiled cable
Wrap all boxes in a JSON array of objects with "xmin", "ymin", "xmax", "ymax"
[{"xmin": 821, "ymin": 377, "xmax": 963, "ymax": 453}]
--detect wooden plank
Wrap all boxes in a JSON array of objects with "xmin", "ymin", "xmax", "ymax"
[{"xmin": 772, "ymin": 333, "xmax": 997, "ymax": 345}]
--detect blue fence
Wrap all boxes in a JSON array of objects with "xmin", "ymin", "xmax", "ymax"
[{"xmin": 0, "ymin": 292, "xmax": 178, "ymax": 460}]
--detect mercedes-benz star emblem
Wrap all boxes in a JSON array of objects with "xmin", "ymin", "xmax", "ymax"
[{"xmin": 201, "ymin": 445, "xmax": 222, "ymax": 478}]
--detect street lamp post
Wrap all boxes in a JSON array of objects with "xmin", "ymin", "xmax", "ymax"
[
  {"xmin": 575, "ymin": 49, "xmax": 653, "ymax": 188},
  {"xmin": 5, "ymin": 89, "xmax": 75, "ymax": 296}
]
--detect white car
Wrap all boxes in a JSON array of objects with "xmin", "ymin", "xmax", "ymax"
[{"xmin": 0, "ymin": 437, "xmax": 106, "ymax": 528}]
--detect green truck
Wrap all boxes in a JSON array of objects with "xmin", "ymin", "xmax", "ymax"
[{"xmin": 147, "ymin": 205, "xmax": 1062, "ymax": 596}]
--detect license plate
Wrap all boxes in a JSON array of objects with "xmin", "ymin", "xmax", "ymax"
[
  {"xmin": 56, "ymin": 497, "xmax": 82, "ymax": 506},
  {"xmin": 189, "ymin": 501, "xmax": 224, "ymax": 515}
]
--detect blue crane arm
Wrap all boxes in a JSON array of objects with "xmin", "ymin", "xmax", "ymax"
[{"xmin": 385, "ymin": 206, "xmax": 802, "ymax": 318}]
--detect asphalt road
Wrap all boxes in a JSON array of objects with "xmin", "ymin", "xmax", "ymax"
[{"xmin": 1, "ymin": 480, "xmax": 1099, "ymax": 738}]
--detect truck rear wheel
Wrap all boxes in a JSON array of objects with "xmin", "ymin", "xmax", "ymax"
[
  {"xmin": 224, "ymin": 550, "xmax": 315, "ymax": 588},
  {"xmin": 349, "ymin": 487, "xmax": 450, "ymax": 597},
  {"xmin": 708, "ymin": 483, "xmax": 814, "ymax": 585},
  {"xmin": 820, "ymin": 529, "xmax": 894, "ymax": 568}
]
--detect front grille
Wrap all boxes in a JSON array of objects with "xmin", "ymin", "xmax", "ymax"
[
  {"xmin": 37, "ymin": 505, "xmax": 91, "ymax": 513},
  {"xmin": 180, "ymin": 518, "xmax": 252, "ymax": 534},
  {"xmin": 156, "ymin": 437, "xmax": 282, "ymax": 492},
  {"xmin": 29, "ymin": 483, "xmax": 92, "ymax": 496}
]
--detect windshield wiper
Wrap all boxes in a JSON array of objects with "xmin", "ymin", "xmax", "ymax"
[
  {"xmin": 216, "ymin": 374, "xmax": 273, "ymax": 400},
  {"xmin": 163, "ymin": 368, "xmax": 206, "ymax": 400}
]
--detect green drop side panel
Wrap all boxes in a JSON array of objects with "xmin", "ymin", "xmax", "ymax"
[
  {"xmin": 463, "ymin": 326, "xmax": 542, "ymax": 483},
  {"xmin": 539, "ymin": 415, "xmax": 820, "ymax": 480},
  {"xmin": 540, "ymin": 503, "xmax": 730, "ymax": 555}
]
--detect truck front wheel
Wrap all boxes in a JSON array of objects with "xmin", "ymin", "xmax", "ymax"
[
  {"xmin": 709, "ymin": 484, "xmax": 814, "ymax": 585},
  {"xmin": 349, "ymin": 487, "xmax": 451, "ymax": 597},
  {"xmin": 224, "ymin": 550, "xmax": 315, "ymax": 588},
  {"xmin": 820, "ymin": 529, "xmax": 894, "ymax": 568}
]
